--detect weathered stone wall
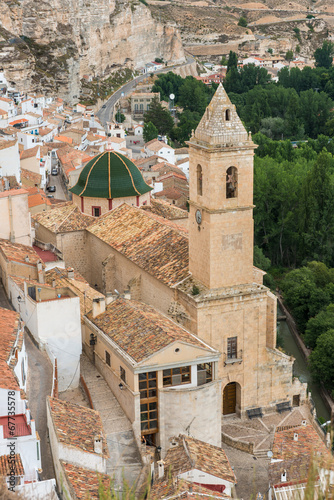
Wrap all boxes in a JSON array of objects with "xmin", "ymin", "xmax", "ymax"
[{"xmin": 56, "ymin": 230, "xmax": 89, "ymax": 278}]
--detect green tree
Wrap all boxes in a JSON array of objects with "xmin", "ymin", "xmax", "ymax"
[
  {"xmin": 305, "ymin": 304, "xmax": 334, "ymax": 349},
  {"xmin": 115, "ymin": 110, "xmax": 125, "ymax": 123},
  {"xmin": 238, "ymin": 16, "xmax": 247, "ymax": 27},
  {"xmin": 285, "ymin": 50, "xmax": 294, "ymax": 61},
  {"xmin": 314, "ymin": 41, "xmax": 334, "ymax": 69},
  {"xmin": 144, "ymin": 97, "xmax": 174, "ymax": 135},
  {"xmin": 178, "ymin": 77, "xmax": 208, "ymax": 114},
  {"xmin": 143, "ymin": 121, "xmax": 158, "ymax": 143},
  {"xmin": 227, "ymin": 51, "xmax": 238, "ymax": 73},
  {"xmin": 220, "ymin": 56, "xmax": 228, "ymax": 66},
  {"xmin": 309, "ymin": 329, "xmax": 334, "ymax": 391}
]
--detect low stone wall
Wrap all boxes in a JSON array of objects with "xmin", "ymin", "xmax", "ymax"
[{"xmin": 221, "ymin": 432, "xmax": 254, "ymax": 455}]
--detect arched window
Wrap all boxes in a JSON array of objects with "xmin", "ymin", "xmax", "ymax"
[
  {"xmin": 226, "ymin": 167, "xmax": 237, "ymax": 199},
  {"xmin": 197, "ymin": 164, "xmax": 203, "ymax": 196},
  {"xmin": 225, "ymin": 109, "xmax": 231, "ymax": 121}
]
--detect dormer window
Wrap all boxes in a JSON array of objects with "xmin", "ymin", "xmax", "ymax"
[
  {"xmin": 225, "ymin": 109, "xmax": 231, "ymax": 121},
  {"xmin": 226, "ymin": 167, "xmax": 237, "ymax": 199}
]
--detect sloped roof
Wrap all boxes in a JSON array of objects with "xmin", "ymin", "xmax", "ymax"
[
  {"xmin": 86, "ymin": 298, "xmax": 216, "ymax": 363},
  {"xmin": 48, "ymin": 397, "xmax": 109, "ymax": 457},
  {"xmin": 60, "ymin": 461, "xmax": 111, "ymax": 500},
  {"xmin": 0, "ymin": 307, "xmax": 22, "ymax": 391},
  {"xmin": 33, "ymin": 203, "xmax": 94, "ymax": 233},
  {"xmin": 21, "ymin": 168, "xmax": 42, "ymax": 186},
  {"xmin": 192, "ymin": 83, "xmax": 251, "ymax": 147},
  {"xmin": 0, "ymin": 238, "xmax": 40, "ymax": 265},
  {"xmin": 0, "ymin": 454, "xmax": 24, "ymax": 477},
  {"xmin": 141, "ymin": 199, "xmax": 188, "ymax": 220},
  {"xmin": 87, "ymin": 203, "xmax": 189, "ymax": 286},
  {"xmin": 163, "ymin": 435, "xmax": 236, "ymax": 484},
  {"xmin": 20, "ymin": 145, "xmax": 40, "ymax": 160},
  {"xmin": 151, "ymin": 479, "xmax": 229, "ymax": 500},
  {"xmin": 70, "ymin": 150, "xmax": 152, "ymax": 199}
]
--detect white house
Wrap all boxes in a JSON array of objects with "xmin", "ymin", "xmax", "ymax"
[
  {"xmin": 0, "ymin": 188, "xmax": 32, "ymax": 246},
  {"xmin": 0, "ymin": 138, "xmax": 21, "ymax": 183},
  {"xmin": 47, "ymin": 397, "xmax": 109, "ymax": 496},
  {"xmin": 152, "ymin": 435, "xmax": 236, "ymax": 497},
  {"xmin": 143, "ymin": 139, "xmax": 175, "ymax": 164},
  {"xmin": 0, "ymin": 307, "xmax": 41, "ymax": 485},
  {"xmin": 0, "ymin": 96, "xmax": 17, "ymax": 118},
  {"xmin": 107, "ymin": 121, "xmax": 126, "ymax": 139},
  {"xmin": 134, "ymin": 124, "xmax": 143, "ymax": 136},
  {"xmin": 9, "ymin": 278, "xmax": 82, "ymax": 392}
]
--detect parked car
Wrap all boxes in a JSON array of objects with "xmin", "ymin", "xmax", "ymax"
[
  {"xmin": 102, "ymin": 105, "xmax": 106, "ymax": 109},
  {"xmin": 47, "ymin": 194, "xmax": 54, "ymax": 199},
  {"xmin": 47, "ymin": 185, "xmax": 56, "ymax": 192},
  {"xmin": 51, "ymin": 168, "xmax": 58, "ymax": 176}
]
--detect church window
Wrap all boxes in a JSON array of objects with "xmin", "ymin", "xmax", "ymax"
[
  {"xmin": 227, "ymin": 337, "xmax": 237, "ymax": 359},
  {"xmin": 92, "ymin": 206, "xmax": 101, "ymax": 217},
  {"xmin": 197, "ymin": 164, "xmax": 203, "ymax": 196},
  {"xmin": 225, "ymin": 109, "xmax": 231, "ymax": 121},
  {"xmin": 226, "ymin": 167, "xmax": 237, "ymax": 199},
  {"xmin": 163, "ymin": 366, "xmax": 191, "ymax": 387}
]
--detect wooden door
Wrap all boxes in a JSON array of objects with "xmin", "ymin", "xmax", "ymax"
[{"xmin": 223, "ymin": 382, "xmax": 236, "ymax": 415}]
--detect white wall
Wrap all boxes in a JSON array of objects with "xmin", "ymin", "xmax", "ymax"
[
  {"xmin": 0, "ymin": 388, "xmax": 25, "ymax": 418},
  {"xmin": 178, "ymin": 469, "xmax": 234, "ymax": 496},
  {"xmin": 0, "ymin": 192, "xmax": 32, "ymax": 246},
  {"xmin": 0, "ymin": 140, "xmax": 20, "ymax": 182}
]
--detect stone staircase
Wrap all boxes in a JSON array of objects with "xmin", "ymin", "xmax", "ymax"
[{"xmin": 81, "ymin": 354, "xmax": 142, "ymax": 489}]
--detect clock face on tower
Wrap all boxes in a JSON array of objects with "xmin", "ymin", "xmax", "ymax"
[{"xmin": 195, "ymin": 209, "xmax": 202, "ymax": 225}]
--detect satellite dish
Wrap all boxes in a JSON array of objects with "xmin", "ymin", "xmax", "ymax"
[
  {"xmin": 169, "ymin": 93, "xmax": 175, "ymax": 100},
  {"xmin": 267, "ymin": 450, "xmax": 273, "ymax": 458}
]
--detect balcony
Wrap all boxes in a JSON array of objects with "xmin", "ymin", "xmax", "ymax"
[{"xmin": 223, "ymin": 350, "xmax": 243, "ymax": 367}]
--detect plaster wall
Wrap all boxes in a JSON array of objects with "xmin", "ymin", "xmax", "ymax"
[
  {"xmin": 0, "ymin": 140, "xmax": 20, "ymax": 182},
  {"xmin": 0, "ymin": 193, "xmax": 31, "ymax": 246}
]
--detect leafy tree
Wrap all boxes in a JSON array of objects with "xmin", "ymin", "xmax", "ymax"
[
  {"xmin": 238, "ymin": 16, "xmax": 248, "ymax": 27},
  {"xmin": 144, "ymin": 97, "xmax": 174, "ymax": 135},
  {"xmin": 267, "ymin": 48, "xmax": 273, "ymax": 55},
  {"xmin": 143, "ymin": 121, "xmax": 158, "ymax": 143},
  {"xmin": 309, "ymin": 329, "xmax": 334, "ymax": 391},
  {"xmin": 151, "ymin": 72, "xmax": 184, "ymax": 102},
  {"xmin": 259, "ymin": 117, "xmax": 285, "ymax": 140},
  {"xmin": 296, "ymin": 45, "xmax": 301, "ymax": 54},
  {"xmin": 220, "ymin": 56, "xmax": 228, "ymax": 66},
  {"xmin": 115, "ymin": 111, "xmax": 125, "ymax": 123},
  {"xmin": 285, "ymin": 50, "xmax": 294, "ymax": 62},
  {"xmin": 170, "ymin": 110, "xmax": 201, "ymax": 145},
  {"xmin": 178, "ymin": 77, "xmax": 209, "ymax": 114},
  {"xmin": 227, "ymin": 51, "xmax": 238, "ymax": 73},
  {"xmin": 314, "ymin": 41, "xmax": 334, "ymax": 69},
  {"xmin": 305, "ymin": 304, "xmax": 334, "ymax": 349}
]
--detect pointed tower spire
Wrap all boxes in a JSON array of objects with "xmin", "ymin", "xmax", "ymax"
[{"xmin": 192, "ymin": 83, "xmax": 249, "ymax": 147}]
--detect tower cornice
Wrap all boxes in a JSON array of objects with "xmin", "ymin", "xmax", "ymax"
[{"xmin": 189, "ymin": 200, "xmax": 255, "ymax": 214}]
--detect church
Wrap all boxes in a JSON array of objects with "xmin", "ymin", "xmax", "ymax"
[{"xmin": 33, "ymin": 84, "xmax": 306, "ymax": 450}]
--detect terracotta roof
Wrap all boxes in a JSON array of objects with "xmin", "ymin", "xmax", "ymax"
[
  {"xmin": 141, "ymin": 199, "xmax": 188, "ymax": 220},
  {"xmin": 48, "ymin": 397, "xmax": 109, "ymax": 457},
  {"xmin": 70, "ymin": 150, "xmax": 152, "ymax": 199},
  {"xmin": 86, "ymin": 298, "xmax": 215, "ymax": 364},
  {"xmin": 0, "ymin": 454, "xmax": 24, "ymax": 477},
  {"xmin": 21, "ymin": 168, "xmax": 42, "ymax": 186},
  {"xmin": 33, "ymin": 203, "xmax": 94, "ymax": 233},
  {"xmin": 20, "ymin": 145, "xmax": 40, "ymax": 160},
  {"xmin": 151, "ymin": 163, "xmax": 186, "ymax": 178},
  {"xmin": 155, "ymin": 188, "xmax": 184, "ymax": 200},
  {"xmin": 0, "ymin": 109, "xmax": 7, "ymax": 116},
  {"xmin": 175, "ymin": 148, "xmax": 189, "ymax": 155},
  {"xmin": 55, "ymin": 135, "xmax": 73, "ymax": 144},
  {"xmin": 0, "ymin": 188, "xmax": 28, "ymax": 199},
  {"xmin": 87, "ymin": 203, "xmax": 189, "ymax": 286},
  {"xmin": 151, "ymin": 479, "xmax": 230, "ymax": 500},
  {"xmin": 24, "ymin": 186, "xmax": 52, "ymax": 208},
  {"xmin": 145, "ymin": 139, "xmax": 174, "ymax": 152},
  {"xmin": 45, "ymin": 267, "xmax": 104, "ymax": 320},
  {"xmin": 56, "ymin": 146, "xmax": 94, "ymax": 178},
  {"xmin": 162, "ymin": 435, "xmax": 236, "ymax": 485},
  {"xmin": 61, "ymin": 461, "xmax": 111, "ymax": 499},
  {"xmin": 0, "ymin": 139, "xmax": 17, "ymax": 151},
  {"xmin": 0, "ymin": 307, "xmax": 22, "ymax": 391},
  {"xmin": 270, "ymin": 424, "xmax": 332, "ymax": 486},
  {"xmin": 0, "ymin": 238, "xmax": 40, "ymax": 265},
  {"xmin": 157, "ymin": 172, "xmax": 188, "ymax": 182},
  {"xmin": 0, "ymin": 96, "xmax": 13, "ymax": 103},
  {"xmin": 38, "ymin": 127, "xmax": 53, "ymax": 136},
  {"xmin": 9, "ymin": 118, "xmax": 28, "ymax": 126}
]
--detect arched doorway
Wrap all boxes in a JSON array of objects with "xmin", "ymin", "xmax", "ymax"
[{"xmin": 223, "ymin": 382, "xmax": 241, "ymax": 415}]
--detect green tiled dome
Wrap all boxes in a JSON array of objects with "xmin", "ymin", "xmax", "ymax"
[{"xmin": 70, "ymin": 151, "xmax": 152, "ymax": 199}]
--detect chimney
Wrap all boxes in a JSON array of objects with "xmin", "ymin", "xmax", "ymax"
[
  {"xmin": 157, "ymin": 460, "xmax": 165, "ymax": 479},
  {"xmin": 123, "ymin": 289, "xmax": 131, "ymax": 300},
  {"xmin": 37, "ymin": 261, "xmax": 44, "ymax": 284},
  {"xmin": 92, "ymin": 297, "xmax": 106, "ymax": 318},
  {"xmin": 94, "ymin": 435, "xmax": 103, "ymax": 454},
  {"xmin": 52, "ymin": 279, "xmax": 56, "ymax": 288},
  {"xmin": 281, "ymin": 470, "xmax": 287, "ymax": 483},
  {"xmin": 105, "ymin": 293, "xmax": 116, "ymax": 305},
  {"xmin": 25, "ymin": 255, "xmax": 29, "ymax": 263},
  {"xmin": 293, "ymin": 432, "xmax": 298, "ymax": 441},
  {"xmin": 67, "ymin": 267, "xmax": 74, "ymax": 279}
]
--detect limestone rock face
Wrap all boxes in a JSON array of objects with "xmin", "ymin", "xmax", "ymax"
[{"xmin": 0, "ymin": 0, "xmax": 185, "ymax": 100}]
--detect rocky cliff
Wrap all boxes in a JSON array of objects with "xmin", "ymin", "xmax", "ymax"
[{"xmin": 0, "ymin": 0, "xmax": 185, "ymax": 101}]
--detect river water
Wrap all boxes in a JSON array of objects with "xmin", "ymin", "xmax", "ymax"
[{"xmin": 277, "ymin": 307, "xmax": 330, "ymax": 421}]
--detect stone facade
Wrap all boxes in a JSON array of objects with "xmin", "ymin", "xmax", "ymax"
[{"xmin": 72, "ymin": 192, "xmax": 151, "ymax": 217}]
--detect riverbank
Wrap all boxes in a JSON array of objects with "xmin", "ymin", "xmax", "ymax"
[{"xmin": 277, "ymin": 295, "xmax": 334, "ymax": 422}]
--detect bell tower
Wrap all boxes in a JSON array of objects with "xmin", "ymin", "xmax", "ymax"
[{"xmin": 188, "ymin": 84, "xmax": 256, "ymax": 289}]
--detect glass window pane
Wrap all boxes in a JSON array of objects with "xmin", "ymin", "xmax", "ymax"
[
  {"xmin": 173, "ymin": 367, "xmax": 181, "ymax": 375},
  {"xmin": 149, "ymin": 390, "xmax": 157, "ymax": 398},
  {"xmin": 148, "ymin": 372, "xmax": 156, "ymax": 379},
  {"xmin": 139, "ymin": 373, "xmax": 147, "ymax": 380},
  {"xmin": 139, "ymin": 381, "xmax": 147, "ymax": 390},
  {"xmin": 141, "ymin": 422, "xmax": 148, "ymax": 430},
  {"xmin": 150, "ymin": 420, "xmax": 158, "ymax": 429},
  {"xmin": 140, "ymin": 404, "xmax": 148, "ymax": 412},
  {"xmin": 149, "ymin": 380, "xmax": 156, "ymax": 388},
  {"xmin": 149, "ymin": 402, "xmax": 157, "ymax": 411},
  {"xmin": 163, "ymin": 369, "xmax": 171, "ymax": 377},
  {"xmin": 149, "ymin": 411, "xmax": 157, "ymax": 420},
  {"xmin": 141, "ymin": 413, "xmax": 148, "ymax": 421},
  {"xmin": 163, "ymin": 377, "xmax": 172, "ymax": 386}
]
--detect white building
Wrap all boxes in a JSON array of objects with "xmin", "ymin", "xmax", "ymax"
[
  {"xmin": 9, "ymin": 278, "xmax": 82, "ymax": 392},
  {"xmin": 0, "ymin": 189, "xmax": 32, "ymax": 246},
  {"xmin": 0, "ymin": 96, "xmax": 17, "ymax": 118},
  {"xmin": 0, "ymin": 138, "xmax": 21, "ymax": 183},
  {"xmin": 143, "ymin": 139, "xmax": 175, "ymax": 164}
]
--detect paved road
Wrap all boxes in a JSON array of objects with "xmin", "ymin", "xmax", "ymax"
[
  {"xmin": 97, "ymin": 56, "xmax": 194, "ymax": 127},
  {"xmin": 47, "ymin": 172, "xmax": 68, "ymax": 201}
]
